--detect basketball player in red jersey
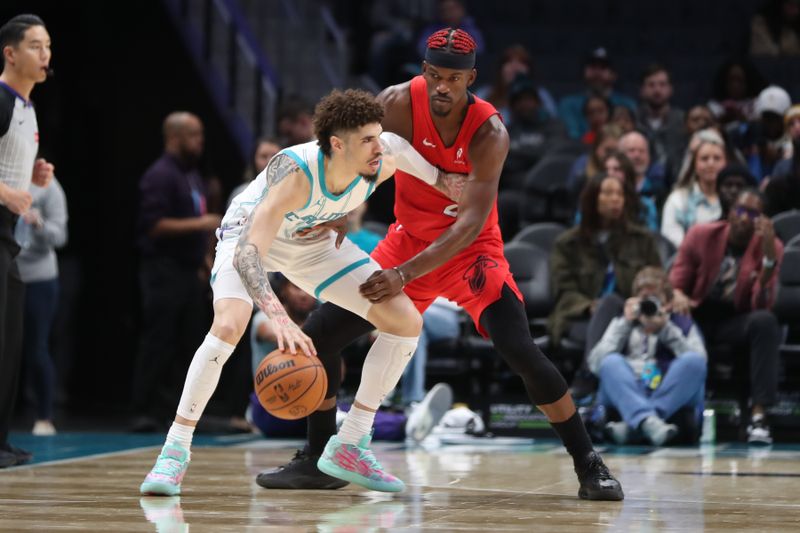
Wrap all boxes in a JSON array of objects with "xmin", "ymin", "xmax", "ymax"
[{"xmin": 257, "ymin": 29, "xmax": 623, "ymax": 500}]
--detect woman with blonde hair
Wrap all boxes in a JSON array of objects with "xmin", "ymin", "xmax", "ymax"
[{"xmin": 661, "ymin": 130, "xmax": 727, "ymax": 247}]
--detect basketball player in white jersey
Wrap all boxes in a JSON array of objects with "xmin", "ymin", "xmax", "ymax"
[{"xmin": 141, "ymin": 89, "xmax": 461, "ymax": 495}]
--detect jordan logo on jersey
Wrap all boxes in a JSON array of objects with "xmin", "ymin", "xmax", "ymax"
[{"xmin": 463, "ymin": 255, "xmax": 499, "ymax": 295}]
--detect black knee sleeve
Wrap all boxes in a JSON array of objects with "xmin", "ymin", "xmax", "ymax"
[
  {"xmin": 302, "ymin": 302, "xmax": 374, "ymax": 398},
  {"xmin": 480, "ymin": 285, "xmax": 569, "ymax": 405}
]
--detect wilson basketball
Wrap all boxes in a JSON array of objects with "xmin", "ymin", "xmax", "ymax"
[{"xmin": 253, "ymin": 349, "xmax": 328, "ymax": 420}]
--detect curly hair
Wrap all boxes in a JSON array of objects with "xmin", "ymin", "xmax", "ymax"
[{"xmin": 312, "ymin": 89, "xmax": 384, "ymax": 157}]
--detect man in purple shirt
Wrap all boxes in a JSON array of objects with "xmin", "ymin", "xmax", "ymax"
[{"xmin": 132, "ymin": 112, "xmax": 220, "ymax": 432}]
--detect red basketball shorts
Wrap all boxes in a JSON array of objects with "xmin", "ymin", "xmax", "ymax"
[{"xmin": 370, "ymin": 222, "xmax": 523, "ymax": 337}]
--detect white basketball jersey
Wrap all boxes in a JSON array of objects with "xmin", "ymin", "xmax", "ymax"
[{"xmin": 219, "ymin": 141, "xmax": 378, "ymax": 245}]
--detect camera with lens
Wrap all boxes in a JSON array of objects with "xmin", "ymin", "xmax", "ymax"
[{"xmin": 638, "ymin": 296, "xmax": 662, "ymax": 317}]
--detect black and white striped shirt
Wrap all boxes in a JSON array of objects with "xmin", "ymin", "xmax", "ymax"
[{"xmin": 0, "ymin": 81, "xmax": 39, "ymax": 193}]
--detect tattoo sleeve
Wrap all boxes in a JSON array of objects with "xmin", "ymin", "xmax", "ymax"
[{"xmin": 233, "ymin": 154, "xmax": 299, "ymax": 325}]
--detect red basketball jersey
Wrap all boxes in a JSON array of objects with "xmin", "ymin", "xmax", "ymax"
[{"xmin": 393, "ymin": 75, "xmax": 500, "ymax": 242}]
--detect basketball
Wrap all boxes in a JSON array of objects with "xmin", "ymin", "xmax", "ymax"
[{"xmin": 253, "ymin": 349, "xmax": 328, "ymax": 420}]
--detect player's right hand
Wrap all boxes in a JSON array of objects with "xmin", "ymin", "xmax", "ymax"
[
  {"xmin": 273, "ymin": 316, "xmax": 317, "ymax": 357},
  {"xmin": 2, "ymin": 188, "xmax": 33, "ymax": 215}
]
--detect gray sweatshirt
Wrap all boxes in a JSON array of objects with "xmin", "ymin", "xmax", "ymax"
[
  {"xmin": 16, "ymin": 177, "xmax": 68, "ymax": 283},
  {"xmin": 588, "ymin": 315, "xmax": 707, "ymax": 377}
]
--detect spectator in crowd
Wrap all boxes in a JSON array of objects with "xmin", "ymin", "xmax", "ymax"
[
  {"xmin": 132, "ymin": 112, "xmax": 221, "ymax": 432},
  {"xmin": 549, "ymin": 175, "xmax": 662, "ymax": 355},
  {"xmin": 567, "ymin": 124, "xmax": 623, "ymax": 204},
  {"xmin": 618, "ymin": 130, "xmax": 668, "ymax": 201},
  {"xmin": 708, "ymin": 58, "xmax": 767, "ymax": 127},
  {"xmin": 765, "ymin": 138, "xmax": 800, "ymax": 215},
  {"xmin": 636, "ymin": 64, "xmax": 686, "ymax": 174},
  {"xmin": 16, "ymin": 176, "xmax": 67, "ymax": 436},
  {"xmin": 603, "ymin": 151, "xmax": 659, "ymax": 230},
  {"xmin": 772, "ymin": 104, "xmax": 800, "ymax": 168},
  {"xmin": 611, "ymin": 105, "xmax": 636, "ymax": 134},
  {"xmin": 367, "ymin": 0, "xmax": 435, "ymax": 87},
  {"xmin": 737, "ymin": 85, "xmax": 793, "ymax": 181},
  {"xmin": 502, "ymin": 75, "xmax": 566, "ymax": 177},
  {"xmin": 415, "ymin": 0, "xmax": 485, "ymax": 60},
  {"xmin": 670, "ymin": 188, "xmax": 783, "ymax": 445},
  {"xmin": 277, "ymin": 97, "xmax": 315, "ymax": 146},
  {"xmin": 589, "ymin": 267, "xmax": 707, "ymax": 446},
  {"xmin": 477, "ymin": 44, "xmax": 558, "ymax": 123},
  {"xmin": 558, "ymin": 47, "xmax": 636, "ymax": 140},
  {"xmin": 228, "ymin": 137, "xmax": 282, "ymax": 207},
  {"xmin": 667, "ymin": 105, "xmax": 718, "ymax": 176},
  {"xmin": 581, "ymin": 95, "xmax": 611, "ymax": 145},
  {"xmin": 662, "ymin": 133, "xmax": 726, "ymax": 248},
  {"xmin": 717, "ymin": 165, "xmax": 759, "ymax": 218},
  {"xmin": 750, "ymin": 0, "xmax": 800, "ymax": 56}
]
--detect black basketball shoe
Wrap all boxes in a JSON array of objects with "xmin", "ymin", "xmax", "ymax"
[
  {"xmin": 575, "ymin": 451, "xmax": 624, "ymax": 500},
  {"xmin": 256, "ymin": 448, "xmax": 349, "ymax": 490}
]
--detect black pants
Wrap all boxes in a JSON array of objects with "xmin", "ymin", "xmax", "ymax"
[
  {"xmin": 0, "ymin": 208, "xmax": 24, "ymax": 446},
  {"xmin": 696, "ymin": 309, "xmax": 780, "ymax": 407},
  {"xmin": 305, "ymin": 284, "xmax": 568, "ymax": 407},
  {"xmin": 131, "ymin": 257, "xmax": 206, "ymax": 418}
]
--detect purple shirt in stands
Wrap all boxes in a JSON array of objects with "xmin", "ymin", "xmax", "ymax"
[{"xmin": 137, "ymin": 153, "xmax": 209, "ymax": 269}]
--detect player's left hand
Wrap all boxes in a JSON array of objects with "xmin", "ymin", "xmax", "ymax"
[
  {"xmin": 296, "ymin": 214, "xmax": 349, "ymax": 248},
  {"xmin": 32, "ymin": 158, "xmax": 54, "ymax": 187},
  {"xmin": 359, "ymin": 268, "xmax": 403, "ymax": 303}
]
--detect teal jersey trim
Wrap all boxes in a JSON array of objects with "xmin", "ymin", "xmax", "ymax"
[
  {"xmin": 314, "ymin": 257, "xmax": 371, "ymax": 299},
  {"xmin": 282, "ymin": 149, "xmax": 315, "ymax": 209},
  {"xmin": 317, "ymin": 150, "xmax": 363, "ymax": 200}
]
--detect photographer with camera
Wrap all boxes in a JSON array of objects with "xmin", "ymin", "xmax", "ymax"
[{"xmin": 588, "ymin": 267, "xmax": 707, "ymax": 446}]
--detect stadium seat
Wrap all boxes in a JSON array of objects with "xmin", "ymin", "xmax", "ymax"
[
  {"xmin": 521, "ymin": 155, "xmax": 576, "ymax": 224},
  {"xmin": 510, "ymin": 222, "xmax": 567, "ymax": 253},
  {"xmin": 503, "ymin": 241, "xmax": 552, "ymax": 320},
  {"xmin": 773, "ymin": 210, "xmax": 800, "ymax": 245},
  {"xmin": 787, "ymin": 234, "xmax": 800, "ymax": 250}
]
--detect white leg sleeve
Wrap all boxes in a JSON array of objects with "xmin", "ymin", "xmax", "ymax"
[
  {"xmin": 176, "ymin": 334, "xmax": 236, "ymax": 421},
  {"xmin": 353, "ymin": 332, "xmax": 419, "ymax": 410}
]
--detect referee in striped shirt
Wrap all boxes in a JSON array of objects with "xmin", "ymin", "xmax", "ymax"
[{"xmin": 0, "ymin": 14, "xmax": 55, "ymax": 468}]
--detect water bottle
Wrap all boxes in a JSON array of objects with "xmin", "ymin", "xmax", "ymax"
[
  {"xmin": 14, "ymin": 216, "xmax": 31, "ymax": 249},
  {"xmin": 700, "ymin": 409, "xmax": 716, "ymax": 444}
]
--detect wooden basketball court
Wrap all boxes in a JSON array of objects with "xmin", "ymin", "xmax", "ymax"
[{"xmin": 2, "ymin": 437, "xmax": 800, "ymax": 531}]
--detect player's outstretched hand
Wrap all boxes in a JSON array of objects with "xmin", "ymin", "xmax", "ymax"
[{"xmin": 359, "ymin": 268, "xmax": 403, "ymax": 304}]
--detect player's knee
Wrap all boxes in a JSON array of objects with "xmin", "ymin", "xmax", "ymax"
[
  {"xmin": 210, "ymin": 315, "xmax": 246, "ymax": 345},
  {"xmin": 370, "ymin": 296, "xmax": 423, "ymax": 337}
]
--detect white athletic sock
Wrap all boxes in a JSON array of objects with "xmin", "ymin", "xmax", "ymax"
[
  {"xmin": 175, "ymin": 334, "xmax": 236, "ymax": 423},
  {"xmin": 166, "ymin": 422, "xmax": 195, "ymax": 449},
  {"xmin": 338, "ymin": 406, "xmax": 376, "ymax": 445},
  {"xmin": 337, "ymin": 332, "xmax": 419, "ymax": 445}
]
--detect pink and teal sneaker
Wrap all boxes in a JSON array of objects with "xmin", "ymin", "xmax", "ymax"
[
  {"xmin": 140, "ymin": 442, "xmax": 190, "ymax": 496},
  {"xmin": 317, "ymin": 435, "xmax": 405, "ymax": 493}
]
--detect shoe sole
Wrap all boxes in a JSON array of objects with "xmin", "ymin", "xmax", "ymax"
[
  {"xmin": 255, "ymin": 472, "xmax": 349, "ymax": 490},
  {"xmin": 317, "ymin": 458, "xmax": 405, "ymax": 493},
  {"xmin": 408, "ymin": 383, "xmax": 453, "ymax": 442},
  {"xmin": 140, "ymin": 481, "xmax": 181, "ymax": 496},
  {"xmin": 578, "ymin": 487, "xmax": 625, "ymax": 501}
]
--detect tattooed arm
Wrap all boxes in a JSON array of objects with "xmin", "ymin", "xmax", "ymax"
[
  {"xmin": 233, "ymin": 154, "xmax": 316, "ymax": 356},
  {"xmin": 378, "ymin": 132, "xmax": 466, "ymax": 201}
]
